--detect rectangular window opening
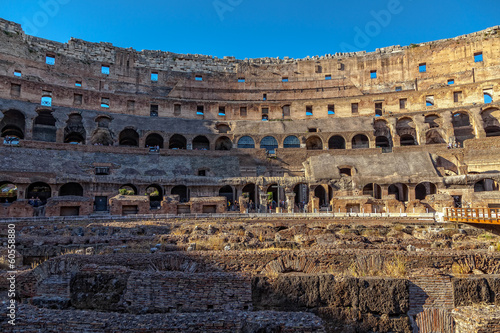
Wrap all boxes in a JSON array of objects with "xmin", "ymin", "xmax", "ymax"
[
  {"xmin": 399, "ymin": 98, "xmax": 407, "ymax": 109},
  {"xmin": 127, "ymin": 100, "xmax": 135, "ymax": 111},
  {"xmin": 101, "ymin": 97, "xmax": 110, "ymax": 108},
  {"xmin": 174, "ymin": 104, "xmax": 181, "ymax": 116},
  {"xmin": 150, "ymin": 104, "xmax": 159, "ymax": 117},
  {"xmin": 75, "ymin": 81, "xmax": 82, "ymax": 87},
  {"xmin": 306, "ymin": 106, "xmax": 313, "ymax": 116},
  {"xmin": 395, "ymin": 86, "xmax": 402, "ymax": 91},
  {"xmin": 282, "ymin": 77, "xmax": 288, "ymax": 82},
  {"xmin": 195, "ymin": 75, "xmax": 203, "ymax": 81},
  {"xmin": 262, "ymin": 107, "xmax": 269, "ymax": 121},
  {"xmin": 218, "ymin": 106, "xmax": 226, "ymax": 116},
  {"xmin": 41, "ymin": 91, "xmax": 52, "ymax": 107},
  {"xmin": 308, "ymin": 128, "xmax": 317, "ymax": 133},
  {"xmin": 426, "ymin": 96, "xmax": 434, "ymax": 107},
  {"xmin": 74, "ymin": 94, "xmax": 83, "ymax": 105},
  {"xmin": 10, "ymin": 84, "xmax": 21, "ymax": 97},
  {"xmin": 448, "ymin": 79, "xmax": 455, "ymax": 85},
  {"xmin": 328, "ymin": 105, "xmax": 335, "ymax": 115},
  {"xmin": 101, "ymin": 65, "xmax": 110, "ymax": 75},
  {"xmin": 263, "ymin": 93, "xmax": 267, "ymax": 101},
  {"xmin": 240, "ymin": 107, "xmax": 247, "ymax": 117},
  {"xmin": 151, "ymin": 72, "xmax": 158, "ymax": 82},
  {"xmin": 419, "ymin": 63, "xmax": 427, "ymax": 73},
  {"xmin": 14, "ymin": 71, "xmax": 21, "ymax": 77},
  {"xmin": 351, "ymin": 103, "xmax": 359, "ymax": 114},
  {"xmin": 46, "ymin": 55, "xmax": 55, "ymax": 65},
  {"xmin": 197, "ymin": 105, "xmax": 204, "ymax": 115},
  {"xmin": 375, "ymin": 102, "xmax": 383, "ymax": 116},
  {"xmin": 325, "ymin": 74, "xmax": 332, "ymax": 80},
  {"xmin": 453, "ymin": 91, "xmax": 463, "ymax": 103},
  {"xmin": 474, "ymin": 52, "xmax": 483, "ymax": 63},
  {"xmin": 95, "ymin": 167, "xmax": 110, "ymax": 175},
  {"xmin": 370, "ymin": 70, "xmax": 377, "ymax": 79},
  {"xmin": 238, "ymin": 78, "xmax": 245, "ymax": 83}
]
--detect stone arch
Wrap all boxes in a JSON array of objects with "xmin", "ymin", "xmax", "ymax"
[
  {"xmin": 145, "ymin": 133, "xmax": 164, "ymax": 148},
  {"xmin": 260, "ymin": 136, "xmax": 278, "ymax": 151},
  {"xmin": 293, "ymin": 183, "xmax": 310, "ymax": 205},
  {"xmin": 119, "ymin": 128, "xmax": 139, "ymax": 147},
  {"xmin": 119, "ymin": 184, "xmax": 138, "ymax": 195},
  {"xmin": 0, "ymin": 182, "xmax": 17, "ymax": 203},
  {"xmin": 452, "ymin": 111, "xmax": 475, "ymax": 144},
  {"xmin": 415, "ymin": 182, "xmax": 437, "ymax": 200},
  {"xmin": 262, "ymin": 254, "xmax": 320, "ymax": 275},
  {"xmin": 219, "ymin": 185, "xmax": 233, "ymax": 205},
  {"xmin": 216, "ymin": 123, "xmax": 231, "ymax": 134},
  {"xmin": 26, "ymin": 182, "xmax": 51, "ymax": 204},
  {"xmin": 352, "ymin": 134, "xmax": 369, "ymax": 149},
  {"xmin": 328, "ymin": 135, "xmax": 346, "ymax": 149},
  {"xmin": 242, "ymin": 183, "xmax": 256, "ymax": 204},
  {"xmin": 481, "ymin": 107, "xmax": 500, "ymax": 137},
  {"xmin": 215, "ymin": 136, "xmax": 232, "ymax": 150},
  {"xmin": 192, "ymin": 135, "xmax": 210, "ymax": 150},
  {"xmin": 169, "ymin": 134, "xmax": 187, "ymax": 149},
  {"xmin": 59, "ymin": 182, "xmax": 84, "ymax": 197},
  {"xmin": 363, "ymin": 183, "xmax": 382, "ymax": 199},
  {"xmin": 171, "ymin": 185, "xmax": 189, "ymax": 202},
  {"xmin": 375, "ymin": 136, "xmax": 391, "ymax": 148},
  {"xmin": 424, "ymin": 114, "xmax": 441, "ymax": 128},
  {"xmin": 313, "ymin": 185, "xmax": 328, "ymax": 207},
  {"xmin": 388, "ymin": 183, "xmax": 408, "ymax": 202},
  {"xmin": 0, "ymin": 109, "xmax": 25, "ymax": 139},
  {"xmin": 33, "ymin": 109, "xmax": 57, "ymax": 142},
  {"xmin": 397, "ymin": 117, "xmax": 417, "ymax": 146},
  {"xmin": 306, "ymin": 135, "xmax": 323, "ymax": 150},
  {"xmin": 91, "ymin": 116, "xmax": 114, "ymax": 146},
  {"xmin": 237, "ymin": 136, "xmax": 255, "ymax": 149},
  {"xmin": 64, "ymin": 113, "xmax": 86, "ymax": 144},
  {"xmin": 474, "ymin": 179, "xmax": 499, "ymax": 192},
  {"xmin": 426, "ymin": 129, "xmax": 446, "ymax": 144},
  {"xmin": 146, "ymin": 184, "xmax": 163, "ymax": 208},
  {"xmin": 283, "ymin": 135, "xmax": 300, "ymax": 148}
]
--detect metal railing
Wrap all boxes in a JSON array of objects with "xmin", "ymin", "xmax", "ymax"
[{"xmin": 445, "ymin": 208, "xmax": 500, "ymax": 225}]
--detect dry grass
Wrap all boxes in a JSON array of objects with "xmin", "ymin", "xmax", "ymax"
[
  {"xmin": 346, "ymin": 254, "xmax": 408, "ymax": 278},
  {"xmin": 338, "ymin": 228, "xmax": 350, "ymax": 235},
  {"xmin": 478, "ymin": 232, "xmax": 496, "ymax": 241},
  {"xmin": 496, "ymin": 243, "xmax": 500, "ymax": 252},
  {"xmin": 30, "ymin": 256, "xmax": 49, "ymax": 270},
  {"xmin": 452, "ymin": 262, "xmax": 471, "ymax": 275},
  {"xmin": 362, "ymin": 229, "xmax": 380, "ymax": 237},
  {"xmin": 195, "ymin": 237, "xmax": 225, "ymax": 251},
  {"xmin": 392, "ymin": 224, "xmax": 404, "ymax": 232}
]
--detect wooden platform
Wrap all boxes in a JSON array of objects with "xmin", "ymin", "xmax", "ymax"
[{"xmin": 445, "ymin": 208, "xmax": 500, "ymax": 225}]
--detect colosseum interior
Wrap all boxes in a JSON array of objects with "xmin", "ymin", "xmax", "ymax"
[{"xmin": 1, "ymin": 18, "xmax": 500, "ymax": 333}]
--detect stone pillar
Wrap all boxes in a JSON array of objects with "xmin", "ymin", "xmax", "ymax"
[
  {"xmin": 24, "ymin": 118, "xmax": 33, "ymax": 140},
  {"xmin": 259, "ymin": 192, "xmax": 268, "ymax": 213},
  {"xmin": 310, "ymin": 197, "xmax": 320, "ymax": 213},
  {"xmin": 285, "ymin": 192, "xmax": 296, "ymax": 213},
  {"xmin": 408, "ymin": 185, "xmax": 416, "ymax": 202}
]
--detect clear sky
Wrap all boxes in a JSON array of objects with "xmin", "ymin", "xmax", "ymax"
[{"xmin": 1, "ymin": 0, "xmax": 499, "ymax": 59}]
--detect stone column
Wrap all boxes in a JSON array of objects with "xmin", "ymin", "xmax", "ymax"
[
  {"xmin": 285, "ymin": 192, "xmax": 296, "ymax": 213},
  {"xmin": 259, "ymin": 192, "xmax": 268, "ymax": 213}
]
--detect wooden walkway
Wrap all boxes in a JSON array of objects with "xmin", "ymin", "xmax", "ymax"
[{"xmin": 445, "ymin": 208, "xmax": 500, "ymax": 225}]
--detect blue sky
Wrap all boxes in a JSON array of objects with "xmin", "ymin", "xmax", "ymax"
[{"xmin": 1, "ymin": 0, "xmax": 499, "ymax": 59}]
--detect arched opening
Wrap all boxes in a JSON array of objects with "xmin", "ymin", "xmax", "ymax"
[
  {"xmin": 215, "ymin": 136, "xmax": 232, "ymax": 150},
  {"xmin": 146, "ymin": 184, "xmax": 163, "ymax": 209},
  {"xmin": 119, "ymin": 129, "xmax": 139, "ymax": 147},
  {"xmin": 314, "ymin": 185, "xmax": 327, "ymax": 207},
  {"xmin": 293, "ymin": 183, "xmax": 309, "ymax": 206},
  {"xmin": 375, "ymin": 136, "xmax": 390, "ymax": 148},
  {"xmin": 91, "ymin": 116, "xmax": 113, "ymax": 146},
  {"xmin": 328, "ymin": 135, "xmax": 345, "ymax": 149},
  {"xmin": 397, "ymin": 118, "xmax": 417, "ymax": 146},
  {"xmin": 64, "ymin": 114, "xmax": 86, "ymax": 144},
  {"xmin": 474, "ymin": 179, "xmax": 499, "ymax": 192},
  {"xmin": 169, "ymin": 134, "xmax": 187, "ymax": 149},
  {"xmin": 1, "ymin": 110, "xmax": 25, "ymax": 140},
  {"xmin": 363, "ymin": 183, "xmax": 382, "ymax": 199},
  {"xmin": 33, "ymin": 110, "xmax": 57, "ymax": 142},
  {"xmin": 119, "ymin": 184, "xmax": 137, "ymax": 195},
  {"xmin": 484, "ymin": 93, "xmax": 493, "ymax": 104},
  {"xmin": 0, "ymin": 182, "xmax": 17, "ymax": 203},
  {"xmin": 283, "ymin": 135, "xmax": 300, "ymax": 148},
  {"xmin": 171, "ymin": 185, "xmax": 189, "ymax": 202},
  {"xmin": 216, "ymin": 124, "xmax": 230, "ymax": 133},
  {"xmin": 59, "ymin": 183, "xmax": 83, "ymax": 197},
  {"xmin": 145, "ymin": 133, "xmax": 164, "ymax": 148},
  {"xmin": 415, "ymin": 182, "xmax": 437, "ymax": 200},
  {"xmin": 352, "ymin": 134, "xmax": 369, "ymax": 149},
  {"xmin": 400, "ymin": 134, "xmax": 416, "ymax": 146},
  {"xmin": 426, "ymin": 129, "xmax": 446, "ymax": 144},
  {"xmin": 260, "ymin": 136, "xmax": 278, "ymax": 152},
  {"xmin": 26, "ymin": 182, "xmax": 51, "ymax": 205},
  {"xmin": 481, "ymin": 108, "xmax": 500, "ymax": 137},
  {"xmin": 237, "ymin": 136, "xmax": 255, "ymax": 149},
  {"xmin": 242, "ymin": 183, "xmax": 256, "ymax": 207},
  {"xmin": 424, "ymin": 114, "xmax": 440, "ymax": 128},
  {"xmin": 219, "ymin": 185, "xmax": 234, "ymax": 206},
  {"xmin": 266, "ymin": 183, "xmax": 279, "ymax": 206},
  {"xmin": 388, "ymin": 183, "xmax": 408, "ymax": 202},
  {"xmin": 306, "ymin": 136, "xmax": 323, "ymax": 150},
  {"xmin": 452, "ymin": 112, "xmax": 474, "ymax": 144},
  {"xmin": 192, "ymin": 135, "xmax": 210, "ymax": 150}
]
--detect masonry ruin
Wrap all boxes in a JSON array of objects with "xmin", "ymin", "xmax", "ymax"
[{"xmin": 1, "ymin": 18, "xmax": 500, "ymax": 333}]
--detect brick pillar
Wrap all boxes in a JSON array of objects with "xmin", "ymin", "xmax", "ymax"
[{"xmin": 285, "ymin": 192, "xmax": 295, "ymax": 213}]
